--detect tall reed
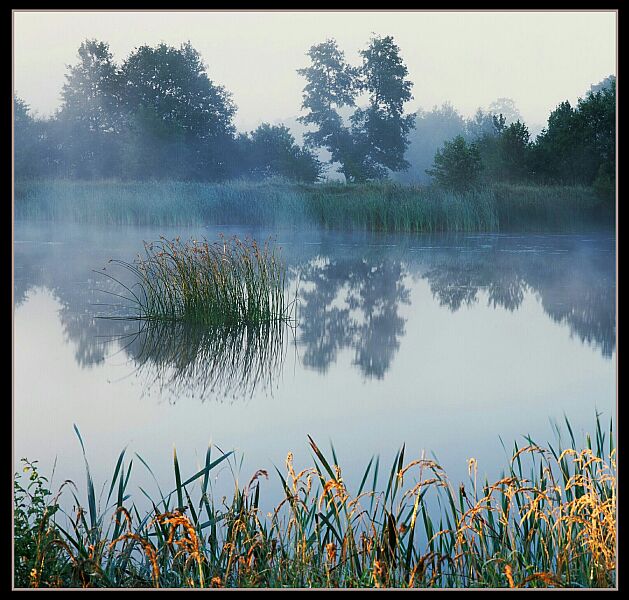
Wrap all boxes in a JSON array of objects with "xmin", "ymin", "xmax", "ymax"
[
  {"xmin": 14, "ymin": 179, "xmax": 612, "ymax": 232},
  {"xmin": 14, "ymin": 415, "xmax": 615, "ymax": 588},
  {"xmin": 106, "ymin": 235, "xmax": 289, "ymax": 327}
]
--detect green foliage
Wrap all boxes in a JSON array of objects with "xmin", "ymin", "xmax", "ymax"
[
  {"xmin": 14, "ymin": 460, "xmax": 64, "ymax": 588},
  {"xmin": 532, "ymin": 79, "xmax": 615, "ymax": 186},
  {"xmin": 352, "ymin": 35, "xmax": 415, "ymax": 178},
  {"xmin": 486, "ymin": 120, "xmax": 532, "ymax": 183},
  {"xmin": 118, "ymin": 41, "xmax": 236, "ymax": 181},
  {"xmin": 427, "ymin": 136, "xmax": 483, "ymax": 192},
  {"xmin": 122, "ymin": 42, "xmax": 235, "ymax": 141},
  {"xmin": 427, "ymin": 77, "xmax": 615, "ymax": 193},
  {"xmin": 297, "ymin": 39, "xmax": 359, "ymax": 181},
  {"xmin": 13, "ymin": 39, "xmax": 316, "ymax": 184},
  {"xmin": 238, "ymin": 123, "xmax": 323, "ymax": 182},
  {"xmin": 13, "ymin": 416, "xmax": 616, "ymax": 588},
  {"xmin": 395, "ymin": 103, "xmax": 467, "ymax": 184},
  {"xmin": 297, "ymin": 35, "xmax": 414, "ymax": 182},
  {"xmin": 14, "ymin": 35, "xmax": 614, "ymax": 193}
]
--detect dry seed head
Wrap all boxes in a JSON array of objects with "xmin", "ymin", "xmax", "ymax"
[
  {"xmin": 504, "ymin": 564, "xmax": 515, "ymax": 588},
  {"xmin": 325, "ymin": 542, "xmax": 337, "ymax": 563}
]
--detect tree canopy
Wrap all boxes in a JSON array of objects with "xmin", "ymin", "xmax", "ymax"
[
  {"xmin": 298, "ymin": 35, "xmax": 415, "ymax": 182},
  {"xmin": 14, "ymin": 37, "xmax": 615, "ymax": 194}
]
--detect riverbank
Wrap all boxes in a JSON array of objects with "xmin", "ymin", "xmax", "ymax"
[{"xmin": 14, "ymin": 180, "xmax": 614, "ymax": 232}]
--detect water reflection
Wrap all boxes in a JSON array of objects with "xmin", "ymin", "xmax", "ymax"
[
  {"xmin": 423, "ymin": 239, "xmax": 615, "ymax": 357},
  {"xmin": 116, "ymin": 320, "xmax": 288, "ymax": 403},
  {"xmin": 297, "ymin": 258, "xmax": 410, "ymax": 379},
  {"xmin": 14, "ymin": 229, "xmax": 616, "ymax": 396}
]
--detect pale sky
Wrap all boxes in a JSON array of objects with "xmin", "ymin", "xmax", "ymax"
[{"xmin": 13, "ymin": 10, "xmax": 616, "ymax": 131}]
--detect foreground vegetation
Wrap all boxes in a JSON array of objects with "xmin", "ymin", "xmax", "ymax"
[
  {"xmin": 14, "ymin": 416, "xmax": 615, "ymax": 588},
  {"xmin": 14, "ymin": 180, "xmax": 613, "ymax": 232}
]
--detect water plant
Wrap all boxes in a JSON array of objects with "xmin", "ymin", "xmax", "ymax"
[
  {"xmin": 106, "ymin": 235, "xmax": 289, "ymax": 327},
  {"xmin": 14, "ymin": 179, "xmax": 614, "ymax": 232},
  {"xmin": 13, "ymin": 415, "xmax": 616, "ymax": 588}
]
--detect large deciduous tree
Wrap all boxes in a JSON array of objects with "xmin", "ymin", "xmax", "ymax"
[
  {"xmin": 57, "ymin": 39, "xmax": 123, "ymax": 177},
  {"xmin": 350, "ymin": 35, "xmax": 415, "ymax": 181},
  {"xmin": 120, "ymin": 41, "xmax": 237, "ymax": 180},
  {"xmin": 297, "ymin": 35, "xmax": 414, "ymax": 182},
  {"xmin": 297, "ymin": 39, "xmax": 358, "ymax": 181}
]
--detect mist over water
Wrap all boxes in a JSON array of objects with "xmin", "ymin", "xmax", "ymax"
[{"xmin": 14, "ymin": 222, "xmax": 616, "ymax": 514}]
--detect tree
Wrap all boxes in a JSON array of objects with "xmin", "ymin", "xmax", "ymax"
[
  {"xmin": 532, "ymin": 80, "xmax": 615, "ymax": 188},
  {"xmin": 493, "ymin": 120, "xmax": 532, "ymax": 183},
  {"xmin": 57, "ymin": 39, "xmax": 123, "ymax": 177},
  {"xmin": 488, "ymin": 97, "xmax": 523, "ymax": 125},
  {"xmin": 427, "ymin": 135, "xmax": 483, "ymax": 192},
  {"xmin": 60, "ymin": 39, "xmax": 122, "ymax": 134},
  {"xmin": 240, "ymin": 123, "xmax": 322, "ymax": 182},
  {"xmin": 120, "ymin": 41, "xmax": 237, "ymax": 180},
  {"xmin": 350, "ymin": 35, "xmax": 415, "ymax": 181},
  {"xmin": 465, "ymin": 108, "xmax": 499, "ymax": 141},
  {"xmin": 14, "ymin": 96, "xmax": 61, "ymax": 179},
  {"xmin": 297, "ymin": 39, "xmax": 358, "ymax": 181},
  {"xmin": 589, "ymin": 74, "xmax": 616, "ymax": 96},
  {"xmin": 578, "ymin": 79, "xmax": 615, "ymax": 188},
  {"xmin": 396, "ymin": 102, "xmax": 468, "ymax": 184},
  {"xmin": 14, "ymin": 97, "xmax": 35, "ymax": 178},
  {"xmin": 297, "ymin": 35, "xmax": 414, "ymax": 183}
]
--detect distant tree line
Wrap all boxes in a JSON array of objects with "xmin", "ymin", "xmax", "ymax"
[
  {"xmin": 423, "ymin": 76, "xmax": 615, "ymax": 195},
  {"xmin": 14, "ymin": 37, "xmax": 615, "ymax": 192},
  {"xmin": 14, "ymin": 40, "xmax": 323, "ymax": 183}
]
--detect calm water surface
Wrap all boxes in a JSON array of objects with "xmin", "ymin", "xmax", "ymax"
[{"xmin": 14, "ymin": 223, "xmax": 616, "ymax": 512}]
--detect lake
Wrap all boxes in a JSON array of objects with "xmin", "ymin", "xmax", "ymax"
[{"xmin": 14, "ymin": 222, "xmax": 616, "ymax": 514}]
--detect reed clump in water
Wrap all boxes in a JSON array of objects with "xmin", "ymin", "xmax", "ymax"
[
  {"xmin": 13, "ymin": 416, "xmax": 615, "ymax": 588},
  {"xmin": 110, "ymin": 235, "xmax": 289, "ymax": 327}
]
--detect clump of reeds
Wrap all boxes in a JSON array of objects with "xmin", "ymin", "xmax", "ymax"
[
  {"xmin": 13, "ymin": 415, "xmax": 615, "ymax": 588},
  {"xmin": 108, "ymin": 235, "xmax": 289, "ymax": 327}
]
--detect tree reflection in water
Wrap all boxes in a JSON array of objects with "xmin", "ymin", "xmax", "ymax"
[
  {"xmin": 14, "ymin": 230, "xmax": 616, "ymax": 394},
  {"xmin": 297, "ymin": 258, "xmax": 410, "ymax": 379},
  {"xmin": 423, "ymin": 238, "xmax": 615, "ymax": 357}
]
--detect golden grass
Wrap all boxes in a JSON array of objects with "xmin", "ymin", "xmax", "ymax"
[{"xmin": 14, "ymin": 417, "xmax": 616, "ymax": 588}]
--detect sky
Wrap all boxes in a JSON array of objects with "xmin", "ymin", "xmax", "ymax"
[{"xmin": 13, "ymin": 10, "xmax": 617, "ymax": 132}]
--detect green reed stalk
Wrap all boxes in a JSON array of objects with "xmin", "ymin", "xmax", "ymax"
[
  {"xmin": 14, "ymin": 415, "xmax": 615, "ymax": 588},
  {"xmin": 108, "ymin": 235, "xmax": 289, "ymax": 327}
]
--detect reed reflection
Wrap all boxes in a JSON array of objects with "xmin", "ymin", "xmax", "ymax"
[{"xmin": 116, "ymin": 319, "xmax": 288, "ymax": 403}]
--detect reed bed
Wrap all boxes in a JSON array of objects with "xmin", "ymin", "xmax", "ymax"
[
  {"xmin": 14, "ymin": 416, "xmax": 615, "ymax": 588},
  {"xmin": 14, "ymin": 180, "xmax": 612, "ymax": 232},
  {"xmin": 302, "ymin": 183, "xmax": 498, "ymax": 232},
  {"xmin": 493, "ymin": 183, "xmax": 614, "ymax": 231},
  {"xmin": 107, "ymin": 235, "xmax": 289, "ymax": 327}
]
